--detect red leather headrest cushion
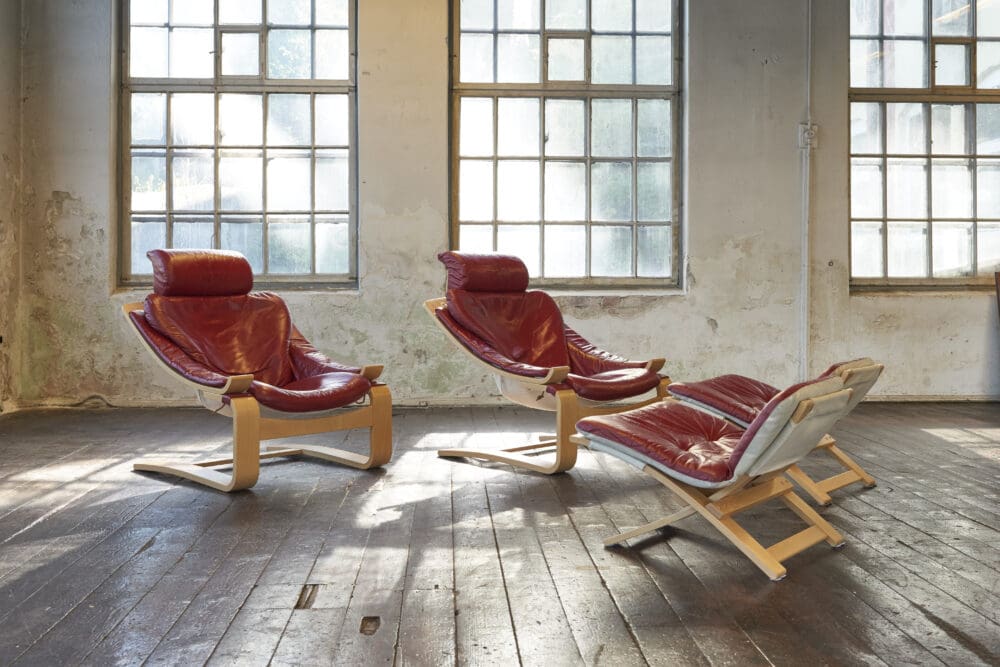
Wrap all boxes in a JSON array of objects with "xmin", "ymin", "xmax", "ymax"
[
  {"xmin": 438, "ymin": 251, "xmax": 530, "ymax": 292},
  {"xmin": 148, "ymin": 249, "xmax": 254, "ymax": 296}
]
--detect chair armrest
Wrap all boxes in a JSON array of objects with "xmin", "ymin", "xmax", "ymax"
[{"xmin": 360, "ymin": 365, "xmax": 383, "ymax": 380}]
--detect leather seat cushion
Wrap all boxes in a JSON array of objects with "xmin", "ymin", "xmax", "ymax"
[
  {"xmin": 668, "ymin": 374, "xmax": 780, "ymax": 425},
  {"xmin": 249, "ymin": 372, "xmax": 372, "ymax": 413},
  {"xmin": 554, "ymin": 368, "xmax": 661, "ymax": 401}
]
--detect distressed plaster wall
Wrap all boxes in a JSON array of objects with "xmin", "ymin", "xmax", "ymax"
[
  {"xmin": 0, "ymin": 0, "xmax": 20, "ymax": 411},
  {"xmin": 8, "ymin": 0, "xmax": 993, "ymax": 409},
  {"xmin": 809, "ymin": 0, "xmax": 1000, "ymax": 399}
]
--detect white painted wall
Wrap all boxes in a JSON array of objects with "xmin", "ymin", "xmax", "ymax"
[
  {"xmin": 0, "ymin": 0, "xmax": 19, "ymax": 410},
  {"xmin": 0, "ymin": 0, "xmax": 994, "ymax": 410}
]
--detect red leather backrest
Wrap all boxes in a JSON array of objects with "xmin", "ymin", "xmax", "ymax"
[
  {"xmin": 447, "ymin": 289, "xmax": 571, "ymax": 368},
  {"xmin": 148, "ymin": 249, "xmax": 253, "ymax": 296},
  {"xmin": 143, "ymin": 292, "xmax": 296, "ymax": 386},
  {"xmin": 438, "ymin": 251, "xmax": 530, "ymax": 292}
]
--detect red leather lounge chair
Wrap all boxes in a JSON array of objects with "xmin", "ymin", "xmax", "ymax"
[
  {"xmin": 667, "ymin": 359, "xmax": 883, "ymax": 505},
  {"xmin": 122, "ymin": 249, "xmax": 392, "ymax": 492},
  {"xmin": 577, "ymin": 376, "xmax": 853, "ymax": 581},
  {"xmin": 425, "ymin": 251, "xmax": 669, "ymax": 474}
]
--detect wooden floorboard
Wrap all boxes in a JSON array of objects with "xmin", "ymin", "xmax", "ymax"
[{"xmin": 0, "ymin": 403, "xmax": 998, "ymax": 666}]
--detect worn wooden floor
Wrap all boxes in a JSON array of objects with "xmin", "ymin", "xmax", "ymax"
[{"xmin": 0, "ymin": 403, "xmax": 997, "ymax": 666}]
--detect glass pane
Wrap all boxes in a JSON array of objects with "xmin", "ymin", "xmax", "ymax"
[
  {"xmin": 131, "ymin": 93, "xmax": 166, "ymax": 146},
  {"xmin": 932, "ymin": 0, "xmax": 971, "ymax": 35},
  {"xmin": 268, "ymin": 0, "xmax": 310, "ymax": 25},
  {"xmin": 977, "ymin": 222, "xmax": 1000, "ymax": 272},
  {"xmin": 268, "ymin": 94, "xmax": 311, "ymax": 145},
  {"xmin": 637, "ymin": 225, "xmax": 671, "ymax": 277},
  {"xmin": 932, "ymin": 158, "xmax": 973, "ymax": 217},
  {"xmin": 268, "ymin": 30, "xmax": 312, "ymax": 79},
  {"xmin": 459, "ymin": 224, "xmax": 494, "ymax": 253},
  {"xmin": 591, "ymin": 226, "xmax": 632, "ymax": 277},
  {"xmin": 850, "ymin": 39, "xmax": 882, "ymax": 87},
  {"xmin": 497, "ymin": 224, "xmax": 541, "ymax": 276},
  {"xmin": 131, "ymin": 220, "xmax": 166, "ymax": 274},
  {"xmin": 637, "ymin": 99, "xmax": 671, "ymax": 157},
  {"xmin": 172, "ymin": 0, "xmax": 212, "ymax": 25},
  {"xmin": 544, "ymin": 225, "xmax": 586, "ymax": 277},
  {"xmin": 460, "ymin": 98, "xmax": 494, "ymax": 157},
  {"xmin": 851, "ymin": 221, "xmax": 884, "ymax": 277},
  {"xmin": 976, "ymin": 104, "xmax": 1000, "ymax": 154},
  {"xmin": 498, "ymin": 98, "xmax": 540, "ymax": 157},
  {"xmin": 462, "ymin": 0, "xmax": 494, "ymax": 30},
  {"xmin": 544, "ymin": 99, "xmax": 585, "ymax": 157},
  {"xmin": 222, "ymin": 33, "xmax": 260, "ymax": 76},
  {"xmin": 591, "ymin": 162, "xmax": 632, "ymax": 221},
  {"xmin": 220, "ymin": 0, "xmax": 262, "ymax": 24},
  {"xmin": 979, "ymin": 0, "xmax": 1000, "ymax": 37},
  {"xmin": 498, "ymin": 0, "xmax": 539, "ymax": 29},
  {"xmin": 932, "ymin": 221, "xmax": 973, "ymax": 276},
  {"xmin": 130, "ymin": 27, "xmax": 168, "ymax": 78},
  {"xmin": 976, "ymin": 42, "xmax": 1000, "ymax": 88},
  {"xmin": 131, "ymin": 152, "xmax": 167, "ymax": 211},
  {"xmin": 220, "ymin": 94, "xmax": 263, "ymax": 146},
  {"xmin": 316, "ymin": 217, "xmax": 350, "ymax": 273},
  {"xmin": 544, "ymin": 162, "xmax": 586, "ymax": 221},
  {"xmin": 547, "ymin": 0, "xmax": 585, "ymax": 29},
  {"xmin": 461, "ymin": 34, "xmax": 494, "ymax": 83},
  {"xmin": 316, "ymin": 29, "xmax": 350, "ymax": 79},
  {"xmin": 172, "ymin": 93, "xmax": 215, "ymax": 146},
  {"xmin": 850, "ymin": 0, "xmax": 880, "ymax": 34},
  {"xmin": 268, "ymin": 219, "xmax": 312, "ymax": 274},
  {"xmin": 317, "ymin": 0, "xmax": 349, "ymax": 25},
  {"xmin": 637, "ymin": 36, "xmax": 671, "ymax": 85},
  {"xmin": 591, "ymin": 99, "xmax": 632, "ymax": 157},
  {"xmin": 592, "ymin": 36, "xmax": 633, "ymax": 84},
  {"xmin": 220, "ymin": 151, "xmax": 263, "ymax": 211},
  {"xmin": 130, "ymin": 0, "xmax": 167, "ymax": 24},
  {"xmin": 851, "ymin": 102, "xmax": 882, "ymax": 154},
  {"xmin": 935, "ymin": 43, "xmax": 969, "ymax": 85},
  {"xmin": 459, "ymin": 160, "xmax": 494, "ymax": 221},
  {"xmin": 637, "ymin": 0, "xmax": 671, "ymax": 32},
  {"xmin": 316, "ymin": 149, "xmax": 350, "ymax": 211},
  {"xmin": 316, "ymin": 94, "xmax": 350, "ymax": 145},
  {"xmin": 221, "ymin": 218, "xmax": 264, "ymax": 272},
  {"xmin": 548, "ymin": 38, "xmax": 584, "ymax": 81},
  {"xmin": 884, "ymin": 39, "xmax": 927, "ymax": 88},
  {"xmin": 884, "ymin": 0, "xmax": 926, "ymax": 36},
  {"xmin": 169, "ymin": 28, "xmax": 213, "ymax": 78},
  {"xmin": 977, "ymin": 159, "xmax": 1000, "ymax": 216},
  {"xmin": 851, "ymin": 157, "xmax": 884, "ymax": 218},
  {"xmin": 930, "ymin": 104, "xmax": 967, "ymax": 154},
  {"xmin": 498, "ymin": 34, "xmax": 540, "ymax": 83},
  {"xmin": 593, "ymin": 0, "xmax": 631, "ymax": 31},
  {"xmin": 887, "ymin": 158, "xmax": 928, "ymax": 218},
  {"xmin": 267, "ymin": 151, "xmax": 312, "ymax": 210},
  {"xmin": 637, "ymin": 162, "xmax": 671, "ymax": 221},
  {"xmin": 887, "ymin": 221, "xmax": 928, "ymax": 276},
  {"xmin": 886, "ymin": 102, "xmax": 926, "ymax": 154},
  {"xmin": 173, "ymin": 218, "xmax": 215, "ymax": 249},
  {"xmin": 172, "ymin": 151, "xmax": 215, "ymax": 211},
  {"xmin": 497, "ymin": 160, "xmax": 540, "ymax": 221}
]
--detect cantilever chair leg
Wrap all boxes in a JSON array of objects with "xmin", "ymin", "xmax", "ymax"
[{"xmin": 785, "ymin": 435, "xmax": 877, "ymax": 505}]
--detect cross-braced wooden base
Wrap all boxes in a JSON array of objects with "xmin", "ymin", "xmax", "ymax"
[
  {"xmin": 134, "ymin": 385, "xmax": 393, "ymax": 492},
  {"xmin": 605, "ymin": 466, "xmax": 845, "ymax": 581},
  {"xmin": 437, "ymin": 380, "xmax": 670, "ymax": 475},
  {"xmin": 784, "ymin": 434, "xmax": 877, "ymax": 506}
]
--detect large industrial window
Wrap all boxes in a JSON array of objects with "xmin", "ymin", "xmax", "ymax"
[
  {"xmin": 121, "ymin": 0, "xmax": 356, "ymax": 284},
  {"xmin": 451, "ymin": 0, "xmax": 680, "ymax": 286},
  {"xmin": 850, "ymin": 0, "xmax": 1000, "ymax": 286}
]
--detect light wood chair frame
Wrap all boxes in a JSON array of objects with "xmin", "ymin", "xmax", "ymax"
[
  {"xmin": 424, "ymin": 297, "xmax": 669, "ymax": 474},
  {"xmin": 124, "ymin": 302, "xmax": 393, "ymax": 492},
  {"xmin": 596, "ymin": 395, "xmax": 848, "ymax": 581}
]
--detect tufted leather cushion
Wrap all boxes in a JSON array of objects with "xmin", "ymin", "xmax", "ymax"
[
  {"xmin": 668, "ymin": 374, "xmax": 780, "ymax": 426},
  {"xmin": 148, "ymin": 249, "xmax": 253, "ymax": 297},
  {"xmin": 438, "ymin": 251, "xmax": 530, "ymax": 292},
  {"xmin": 549, "ymin": 368, "xmax": 661, "ymax": 401},
  {"xmin": 446, "ymin": 289, "xmax": 571, "ymax": 370},
  {"xmin": 248, "ymin": 372, "xmax": 371, "ymax": 412}
]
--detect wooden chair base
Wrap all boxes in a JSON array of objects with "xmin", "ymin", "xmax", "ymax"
[
  {"xmin": 605, "ymin": 466, "xmax": 845, "ymax": 581},
  {"xmin": 785, "ymin": 435, "xmax": 877, "ymax": 505},
  {"xmin": 134, "ymin": 385, "xmax": 393, "ymax": 492}
]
